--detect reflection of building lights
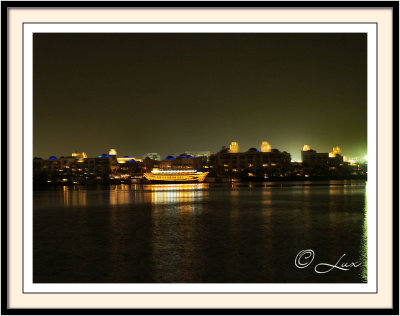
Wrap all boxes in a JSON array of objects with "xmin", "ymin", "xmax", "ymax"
[{"xmin": 147, "ymin": 183, "xmax": 208, "ymax": 205}]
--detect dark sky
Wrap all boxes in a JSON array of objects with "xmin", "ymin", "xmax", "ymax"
[{"xmin": 33, "ymin": 33, "xmax": 367, "ymax": 161}]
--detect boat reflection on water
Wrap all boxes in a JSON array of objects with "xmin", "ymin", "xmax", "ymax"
[
  {"xmin": 106, "ymin": 183, "xmax": 210, "ymax": 206},
  {"xmin": 144, "ymin": 183, "xmax": 209, "ymax": 205}
]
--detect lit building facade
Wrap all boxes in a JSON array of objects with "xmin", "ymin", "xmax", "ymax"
[
  {"xmin": 33, "ymin": 149, "xmax": 143, "ymax": 184},
  {"xmin": 228, "ymin": 142, "xmax": 239, "ymax": 153},
  {"xmin": 143, "ymin": 154, "xmax": 204, "ymax": 172},
  {"xmin": 212, "ymin": 144, "xmax": 291, "ymax": 178},
  {"xmin": 301, "ymin": 145, "xmax": 344, "ymax": 167},
  {"xmin": 181, "ymin": 151, "xmax": 211, "ymax": 162}
]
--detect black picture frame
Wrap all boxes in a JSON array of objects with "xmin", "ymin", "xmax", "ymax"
[{"xmin": 2, "ymin": 1, "xmax": 398, "ymax": 315}]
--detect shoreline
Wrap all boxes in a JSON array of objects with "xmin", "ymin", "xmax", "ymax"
[{"xmin": 33, "ymin": 178, "xmax": 367, "ymax": 190}]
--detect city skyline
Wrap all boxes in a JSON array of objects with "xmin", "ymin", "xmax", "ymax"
[
  {"xmin": 34, "ymin": 33, "xmax": 367, "ymax": 161},
  {"xmin": 33, "ymin": 141, "xmax": 366, "ymax": 163}
]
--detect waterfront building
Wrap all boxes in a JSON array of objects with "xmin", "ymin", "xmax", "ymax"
[
  {"xmin": 329, "ymin": 146, "xmax": 341, "ymax": 158},
  {"xmin": 82, "ymin": 156, "xmax": 120, "ymax": 179},
  {"xmin": 212, "ymin": 143, "xmax": 291, "ymax": 178},
  {"xmin": 301, "ymin": 145, "xmax": 344, "ymax": 167},
  {"xmin": 142, "ymin": 153, "xmax": 204, "ymax": 173},
  {"xmin": 117, "ymin": 156, "xmax": 140, "ymax": 164},
  {"xmin": 301, "ymin": 146, "xmax": 329, "ymax": 166},
  {"xmin": 142, "ymin": 157, "xmax": 159, "ymax": 172},
  {"xmin": 33, "ymin": 145, "xmax": 366, "ymax": 184},
  {"xmin": 159, "ymin": 154, "xmax": 203, "ymax": 170},
  {"xmin": 33, "ymin": 149, "xmax": 144, "ymax": 184},
  {"xmin": 173, "ymin": 154, "xmax": 203, "ymax": 170},
  {"xmin": 34, "ymin": 155, "xmax": 78, "ymax": 174},
  {"xmin": 72, "ymin": 152, "xmax": 87, "ymax": 162},
  {"xmin": 181, "ymin": 151, "xmax": 211, "ymax": 162}
]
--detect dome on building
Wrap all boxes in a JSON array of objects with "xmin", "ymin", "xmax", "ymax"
[
  {"xmin": 164, "ymin": 155, "xmax": 175, "ymax": 160},
  {"xmin": 177, "ymin": 153, "xmax": 194, "ymax": 158},
  {"xmin": 332, "ymin": 146, "xmax": 341, "ymax": 155},
  {"xmin": 228, "ymin": 141, "xmax": 239, "ymax": 153},
  {"xmin": 48, "ymin": 156, "xmax": 57, "ymax": 160},
  {"xmin": 109, "ymin": 149, "xmax": 117, "ymax": 156},
  {"xmin": 302, "ymin": 145, "xmax": 311, "ymax": 151},
  {"xmin": 261, "ymin": 141, "xmax": 272, "ymax": 153},
  {"xmin": 248, "ymin": 147, "xmax": 260, "ymax": 152}
]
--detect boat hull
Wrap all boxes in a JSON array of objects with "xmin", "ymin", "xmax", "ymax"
[
  {"xmin": 143, "ymin": 171, "xmax": 209, "ymax": 184},
  {"xmin": 143, "ymin": 179, "xmax": 206, "ymax": 184}
]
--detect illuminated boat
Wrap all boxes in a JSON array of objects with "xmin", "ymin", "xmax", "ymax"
[{"xmin": 143, "ymin": 169, "xmax": 209, "ymax": 183}]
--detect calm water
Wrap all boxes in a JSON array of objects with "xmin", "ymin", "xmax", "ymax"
[{"xmin": 33, "ymin": 180, "xmax": 367, "ymax": 283}]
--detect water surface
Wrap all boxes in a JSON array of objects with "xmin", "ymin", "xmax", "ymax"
[{"xmin": 33, "ymin": 180, "xmax": 367, "ymax": 283}]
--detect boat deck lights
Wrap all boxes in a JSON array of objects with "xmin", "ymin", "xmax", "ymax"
[{"xmin": 151, "ymin": 169, "xmax": 200, "ymax": 174}]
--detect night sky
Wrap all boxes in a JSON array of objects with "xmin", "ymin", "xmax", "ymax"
[{"xmin": 33, "ymin": 33, "xmax": 367, "ymax": 161}]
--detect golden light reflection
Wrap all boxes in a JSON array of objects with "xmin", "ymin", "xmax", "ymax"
[
  {"xmin": 62, "ymin": 186, "xmax": 87, "ymax": 207},
  {"xmin": 230, "ymin": 189, "xmax": 240, "ymax": 219},
  {"xmin": 145, "ymin": 184, "xmax": 209, "ymax": 205},
  {"xmin": 302, "ymin": 185, "xmax": 312, "ymax": 241},
  {"xmin": 109, "ymin": 185, "xmax": 132, "ymax": 206},
  {"xmin": 148, "ymin": 183, "xmax": 208, "ymax": 282},
  {"xmin": 261, "ymin": 188, "xmax": 272, "ymax": 206}
]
